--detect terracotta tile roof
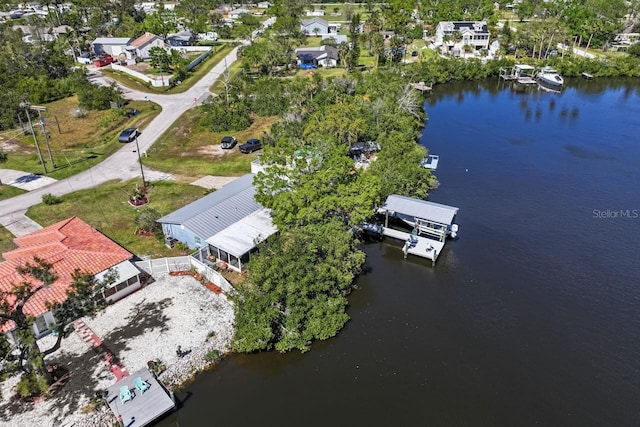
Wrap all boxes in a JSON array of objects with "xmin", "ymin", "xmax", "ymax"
[
  {"xmin": 130, "ymin": 32, "xmax": 160, "ymax": 48},
  {"xmin": 0, "ymin": 217, "xmax": 132, "ymax": 332}
]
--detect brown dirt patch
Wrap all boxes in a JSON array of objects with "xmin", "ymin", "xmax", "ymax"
[
  {"xmin": 0, "ymin": 139, "xmax": 33, "ymax": 154},
  {"xmin": 196, "ymin": 145, "xmax": 229, "ymax": 158},
  {"xmin": 127, "ymin": 62, "xmax": 152, "ymax": 73}
]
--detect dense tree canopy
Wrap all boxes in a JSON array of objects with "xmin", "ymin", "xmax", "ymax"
[
  {"xmin": 232, "ymin": 220, "xmax": 365, "ymax": 353},
  {"xmin": 233, "ymin": 68, "xmax": 440, "ymax": 353}
]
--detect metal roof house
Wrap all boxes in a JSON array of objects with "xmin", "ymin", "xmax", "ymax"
[
  {"xmin": 92, "ymin": 37, "xmax": 133, "ymax": 56},
  {"xmin": 301, "ymin": 17, "xmax": 329, "ymax": 35},
  {"xmin": 157, "ymin": 174, "xmax": 277, "ymax": 271}
]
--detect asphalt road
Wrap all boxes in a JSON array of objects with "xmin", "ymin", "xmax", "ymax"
[{"xmin": 0, "ymin": 46, "xmax": 240, "ymax": 235}]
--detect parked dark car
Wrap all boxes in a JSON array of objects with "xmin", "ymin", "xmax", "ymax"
[
  {"xmin": 221, "ymin": 136, "xmax": 237, "ymax": 149},
  {"xmin": 239, "ymin": 138, "xmax": 262, "ymax": 154},
  {"xmin": 411, "ymin": 50, "xmax": 418, "ymax": 57},
  {"xmin": 118, "ymin": 127, "xmax": 139, "ymax": 143}
]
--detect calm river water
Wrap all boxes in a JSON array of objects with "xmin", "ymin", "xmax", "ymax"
[{"xmin": 158, "ymin": 79, "xmax": 640, "ymax": 426}]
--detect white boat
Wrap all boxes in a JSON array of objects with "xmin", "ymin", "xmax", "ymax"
[
  {"xmin": 537, "ymin": 66, "xmax": 564, "ymax": 88},
  {"xmin": 420, "ymin": 154, "xmax": 439, "ymax": 170}
]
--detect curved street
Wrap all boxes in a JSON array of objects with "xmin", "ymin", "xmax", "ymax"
[{"xmin": 0, "ymin": 46, "xmax": 240, "ymax": 235}]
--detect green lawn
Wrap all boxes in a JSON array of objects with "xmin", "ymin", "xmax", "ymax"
[
  {"xmin": 0, "ymin": 98, "xmax": 161, "ymax": 181},
  {"xmin": 143, "ymin": 108, "xmax": 279, "ymax": 178},
  {"xmin": 0, "ymin": 225, "xmax": 17, "ymax": 254},
  {"xmin": 103, "ymin": 43, "xmax": 235, "ymax": 95},
  {"xmin": 26, "ymin": 180, "xmax": 208, "ymax": 258},
  {"xmin": 0, "ymin": 185, "xmax": 27, "ymax": 202}
]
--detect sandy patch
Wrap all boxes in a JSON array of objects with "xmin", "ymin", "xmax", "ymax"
[
  {"xmin": 190, "ymin": 175, "xmax": 239, "ymax": 190},
  {"xmin": 196, "ymin": 144, "xmax": 230, "ymax": 158}
]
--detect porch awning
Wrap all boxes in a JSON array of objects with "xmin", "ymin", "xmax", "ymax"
[
  {"xmin": 95, "ymin": 260, "xmax": 140, "ymax": 284},
  {"xmin": 206, "ymin": 208, "xmax": 277, "ymax": 258}
]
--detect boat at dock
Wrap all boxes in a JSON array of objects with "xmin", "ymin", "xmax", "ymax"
[
  {"xmin": 420, "ymin": 154, "xmax": 439, "ymax": 170},
  {"xmin": 537, "ymin": 66, "xmax": 564, "ymax": 88}
]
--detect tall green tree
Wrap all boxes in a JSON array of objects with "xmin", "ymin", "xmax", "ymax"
[
  {"xmin": 254, "ymin": 136, "xmax": 381, "ymax": 229},
  {"xmin": 232, "ymin": 220, "xmax": 366, "ymax": 353},
  {"xmin": 142, "ymin": 4, "xmax": 177, "ymax": 40},
  {"xmin": 348, "ymin": 13, "xmax": 361, "ymax": 70}
]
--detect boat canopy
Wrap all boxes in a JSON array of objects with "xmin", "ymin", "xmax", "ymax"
[{"xmin": 382, "ymin": 195, "xmax": 459, "ymax": 226}]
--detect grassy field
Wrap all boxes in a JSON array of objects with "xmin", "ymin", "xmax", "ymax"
[
  {"xmin": 27, "ymin": 180, "xmax": 208, "ymax": 258},
  {"xmin": 0, "ymin": 185, "xmax": 27, "ymax": 202},
  {"xmin": 210, "ymin": 60, "xmax": 243, "ymax": 94},
  {"xmin": 102, "ymin": 44, "xmax": 235, "ymax": 94},
  {"xmin": 0, "ymin": 225, "xmax": 17, "ymax": 254},
  {"xmin": 308, "ymin": 4, "xmax": 370, "ymax": 22},
  {"xmin": 143, "ymin": 108, "xmax": 279, "ymax": 178},
  {"xmin": 0, "ymin": 97, "xmax": 161, "ymax": 180}
]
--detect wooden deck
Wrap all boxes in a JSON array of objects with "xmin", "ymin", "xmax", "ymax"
[
  {"xmin": 382, "ymin": 227, "xmax": 445, "ymax": 264},
  {"xmin": 106, "ymin": 368, "xmax": 175, "ymax": 427}
]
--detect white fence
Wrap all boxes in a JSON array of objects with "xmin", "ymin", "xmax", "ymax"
[
  {"xmin": 111, "ymin": 64, "xmax": 172, "ymax": 87},
  {"xmin": 134, "ymin": 256, "xmax": 234, "ymax": 294}
]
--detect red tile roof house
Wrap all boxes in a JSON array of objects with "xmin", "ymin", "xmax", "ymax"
[{"xmin": 0, "ymin": 217, "xmax": 142, "ymax": 343}]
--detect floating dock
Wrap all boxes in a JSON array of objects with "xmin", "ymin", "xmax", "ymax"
[
  {"xmin": 105, "ymin": 368, "xmax": 175, "ymax": 427},
  {"xmin": 376, "ymin": 195, "xmax": 459, "ymax": 265}
]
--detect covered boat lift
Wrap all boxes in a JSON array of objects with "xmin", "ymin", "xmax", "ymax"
[{"xmin": 378, "ymin": 195, "xmax": 459, "ymax": 265}]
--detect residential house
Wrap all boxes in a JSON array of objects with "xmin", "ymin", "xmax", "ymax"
[
  {"xmin": 229, "ymin": 8, "xmax": 250, "ymax": 20},
  {"xmin": 167, "ymin": 30, "xmax": 194, "ymax": 47},
  {"xmin": 380, "ymin": 30, "xmax": 395, "ymax": 41},
  {"xmin": 92, "ymin": 36, "xmax": 133, "ymax": 57},
  {"xmin": 301, "ymin": 17, "xmax": 329, "ymax": 36},
  {"xmin": 321, "ymin": 34, "xmax": 347, "ymax": 45},
  {"xmin": 305, "ymin": 9, "xmax": 325, "ymax": 17},
  {"xmin": 0, "ymin": 217, "xmax": 142, "ymax": 342},
  {"xmin": 434, "ymin": 21, "xmax": 490, "ymax": 55},
  {"xmin": 126, "ymin": 32, "xmax": 165, "ymax": 61},
  {"xmin": 158, "ymin": 174, "xmax": 277, "ymax": 272},
  {"xmin": 295, "ymin": 45, "xmax": 339, "ymax": 68},
  {"xmin": 257, "ymin": 1, "xmax": 271, "ymax": 8}
]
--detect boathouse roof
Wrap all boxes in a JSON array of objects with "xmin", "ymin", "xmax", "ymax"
[{"xmin": 383, "ymin": 195, "xmax": 459, "ymax": 225}]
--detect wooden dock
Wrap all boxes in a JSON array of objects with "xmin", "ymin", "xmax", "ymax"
[
  {"xmin": 105, "ymin": 368, "xmax": 175, "ymax": 427},
  {"xmin": 382, "ymin": 227, "xmax": 445, "ymax": 264}
]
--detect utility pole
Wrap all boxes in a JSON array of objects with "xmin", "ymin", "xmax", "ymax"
[
  {"xmin": 20, "ymin": 101, "xmax": 47, "ymax": 174},
  {"xmin": 33, "ymin": 106, "xmax": 56, "ymax": 168},
  {"xmin": 134, "ymin": 133, "xmax": 147, "ymax": 188}
]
